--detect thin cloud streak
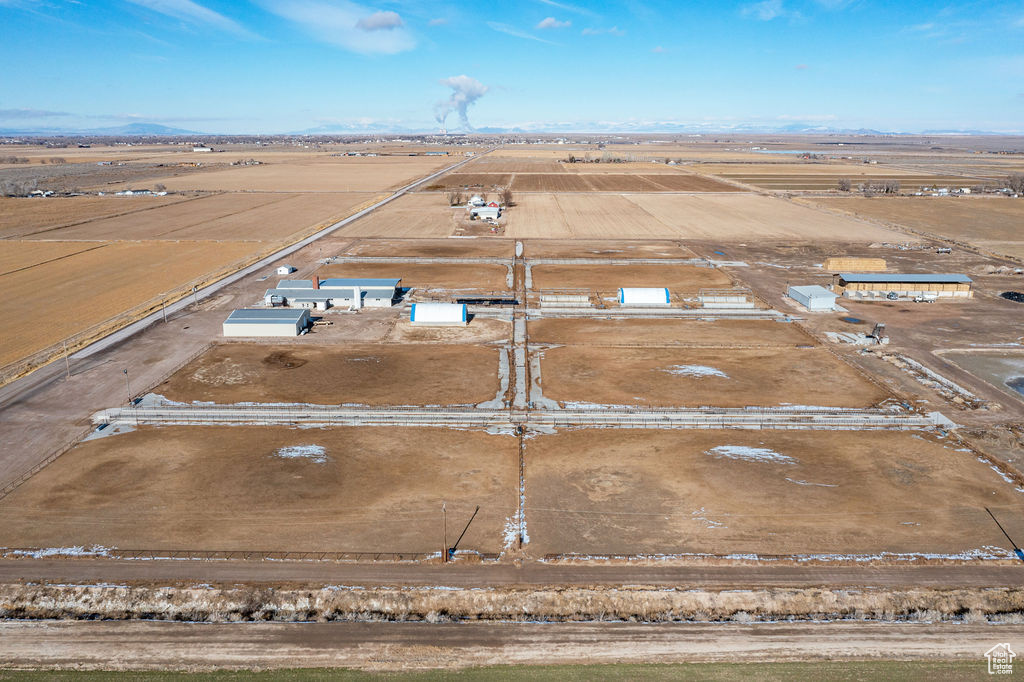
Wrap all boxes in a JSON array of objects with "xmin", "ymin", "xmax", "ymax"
[
  {"xmin": 486, "ymin": 21, "xmax": 557, "ymax": 45},
  {"xmin": 125, "ymin": 0, "xmax": 255, "ymax": 37}
]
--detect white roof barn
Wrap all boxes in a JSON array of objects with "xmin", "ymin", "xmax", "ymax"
[
  {"xmin": 409, "ymin": 303, "xmax": 468, "ymax": 326},
  {"xmin": 618, "ymin": 288, "xmax": 671, "ymax": 306}
]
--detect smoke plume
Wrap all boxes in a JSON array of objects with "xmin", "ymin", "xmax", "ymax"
[{"xmin": 434, "ymin": 75, "xmax": 488, "ymax": 131}]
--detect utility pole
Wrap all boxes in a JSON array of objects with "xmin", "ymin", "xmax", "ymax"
[
  {"xmin": 192, "ymin": 286, "xmax": 198, "ymax": 307},
  {"xmin": 62, "ymin": 340, "xmax": 70, "ymax": 379},
  {"xmin": 161, "ymin": 298, "xmax": 167, "ymax": 323},
  {"xmin": 123, "ymin": 368, "xmax": 132, "ymax": 405},
  {"xmin": 443, "ymin": 502, "xmax": 448, "ymax": 563}
]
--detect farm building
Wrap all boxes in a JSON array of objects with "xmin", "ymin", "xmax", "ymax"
[
  {"xmin": 618, "ymin": 288, "xmax": 671, "ymax": 307},
  {"xmin": 823, "ymin": 257, "xmax": 886, "ymax": 272},
  {"xmin": 264, "ymin": 277, "xmax": 400, "ymax": 310},
  {"xmin": 788, "ymin": 285, "xmax": 838, "ymax": 311},
  {"xmin": 833, "ymin": 273, "xmax": 973, "ymax": 299},
  {"xmin": 470, "ymin": 206, "xmax": 501, "ymax": 220},
  {"xmin": 276, "ymin": 265, "xmax": 296, "ymax": 275},
  {"xmin": 410, "ymin": 303, "xmax": 468, "ymax": 326},
  {"xmin": 222, "ymin": 308, "xmax": 310, "ymax": 337}
]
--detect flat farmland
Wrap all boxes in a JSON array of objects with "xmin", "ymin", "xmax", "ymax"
[
  {"xmin": 340, "ymin": 238, "xmax": 512, "ymax": 258},
  {"xmin": 693, "ymin": 164, "xmax": 980, "ymax": 190},
  {"xmin": 0, "ymin": 241, "xmax": 257, "ymax": 367},
  {"xmin": 338, "ymin": 193, "xmax": 462, "ymax": 238},
  {"xmin": 158, "ymin": 343, "xmax": 501, "ymax": 406},
  {"xmin": 525, "ymin": 429, "xmax": 1024, "ymax": 557},
  {"xmin": 0, "ymin": 195, "xmax": 184, "ymax": 238},
  {"xmin": 0, "ymin": 241, "xmax": 103, "ymax": 274},
  {"xmin": 528, "ymin": 318, "xmax": 815, "ymax": 347},
  {"xmin": 510, "ymin": 174, "xmax": 593, "ymax": 192},
  {"xmin": 319, "ymin": 262, "xmax": 510, "ymax": 290},
  {"xmin": 538, "ymin": 346, "xmax": 889, "ymax": 407},
  {"xmin": 423, "ymin": 173, "xmax": 513, "ymax": 191},
  {"xmin": 624, "ymin": 194, "xmax": 911, "ymax": 241},
  {"xmin": 0, "ymin": 426, "xmax": 517, "ymax": 554},
  {"xmin": 524, "ymin": 239, "xmax": 695, "ymax": 259},
  {"xmin": 3, "ymin": 192, "xmax": 381, "ymax": 242},
  {"xmin": 529, "ymin": 263, "xmax": 732, "ymax": 291},
  {"xmin": 119, "ymin": 156, "xmax": 451, "ymax": 193},
  {"xmin": 812, "ymin": 197, "xmax": 1024, "ymax": 256},
  {"xmin": 509, "ymin": 194, "xmax": 671, "ymax": 239},
  {"xmin": 466, "ymin": 157, "xmax": 565, "ymax": 173}
]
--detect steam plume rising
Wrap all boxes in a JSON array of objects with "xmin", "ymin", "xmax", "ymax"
[{"xmin": 434, "ymin": 75, "xmax": 488, "ymax": 131}]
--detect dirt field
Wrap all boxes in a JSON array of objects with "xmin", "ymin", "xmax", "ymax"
[
  {"xmin": 0, "ymin": 240, "xmax": 104, "ymax": 274},
  {"xmin": 341, "ymin": 238, "xmax": 513, "ymax": 258},
  {"xmin": 337, "ymin": 193, "xmax": 464, "ymax": 238},
  {"xmin": 812, "ymin": 197, "xmax": 1024, "ymax": 259},
  {"xmin": 2, "ymin": 192, "xmax": 381, "ymax": 242},
  {"xmin": 158, "ymin": 343, "xmax": 502, "ymax": 406},
  {"xmin": 0, "ymin": 241, "xmax": 258, "ymax": 367},
  {"xmin": 508, "ymin": 194, "xmax": 666, "ymax": 239},
  {"xmin": 120, "ymin": 156, "xmax": 451, "ymax": 193},
  {"xmin": 529, "ymin": 264, "xmax": 733, "ymax": 292},
  {"xmin": 423, "ymin": 173, "xmax": 514, "ymax": 191},
  {"xmin": 524, "ymin": 240, "xmax": 696, "ymax": 258},
  {"xmin": 624, "ymin": 194, "xmax": 911, "ymax": 241},
  {"xmin": 538, "ymin": 346, "xmax": 889, "ymax": 407},
  {"xmin": 0, "ymin": 195, "xmax": 184, "ymax": 238},
  {"xmin": 528, "ymin": 318, "xmax": 815, "ymax": 347},
  {"xmin": 0, "ymin": 426, "xmax": 518, "ymax": 553},
  {"xmin": 525, "ymin": 429, "xmax": 1024, "ymax": 556},
  {"xmin": 319, "ymin": 262, "xmax": 510, "ymax": 290},
  {"xmin": 694, "ymin": 162, "xmax": 984, "ymax": 190}
]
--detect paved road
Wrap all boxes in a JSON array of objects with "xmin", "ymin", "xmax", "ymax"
[
  {"xmin": 0, "ymin": 620, "xmax": 1018, "ymax": 670},
  {"xmin": 0, "ymin": 559, "xmax": 1020, "ymax": 587}
]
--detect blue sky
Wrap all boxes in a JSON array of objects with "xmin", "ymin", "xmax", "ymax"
[{"xmin": 0, "ymin": 0, "xmax": 1022, "ymax": 133}]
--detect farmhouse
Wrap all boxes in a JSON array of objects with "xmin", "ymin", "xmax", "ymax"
[
  {"xmin": 264, "ymin": 277, "xmax": 400, "ymax": 310},
  {"xmin": 833, "ymin": 273, "xmax": 973, "ymax": 299},
  {"xmin": 222, "ymin": 308, "xmax": 310, "ymax": 337},
  {"xmin": 618, "ymin": 287, "xmax": 671, "ymax": 307},
  {"xmin": 410, "ymin": 302, "xmax": 468, "ymax": 326},
  {"xmin": 788, "ymin": 284, "xmax": 838, "ymax": 311}
]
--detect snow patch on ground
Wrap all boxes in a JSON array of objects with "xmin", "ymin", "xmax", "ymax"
[
  {"xmin": 785, "ymin": 478, "xmax": 837, "ymax": 487},
  {"xmin": 663, "ymin": 364, "xmax": 729, "ymax": 379},
  {"xmin": 275, "ymin": 445, "xmax": 327, "ymax": 464},
  {"xmin": 691, "ymin": 507, "xmax": 724, "ymax": 529},
  {"xmin": 707, "ymin": 445, "xmax": 795, "ymax": 464},
  {"xmin": 6, "ymin": 545, "xmax": 113, "ymax": 559}
]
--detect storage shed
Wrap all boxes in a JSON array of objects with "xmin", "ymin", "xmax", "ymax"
[
  {"xmin": 470, "ymin": 206, "xmax": 500, "ymax": 220},
  {"xmin": 276, "ymin": 265, "xmax": 296, "ymax": 275},
  {"xmin": 618, "ymin": 288, "xmax": 671, "ymax": 307},
  {"xmin": 409, "ymin": 303, "xmax": 468, "ymax": 326},
  {"xmin": 222, "ymin": 308, "xmax": 310, "ymax": 337},
  {"xmin": 788, "ymin": 285, "xmax": 837, "ymax": 311}
]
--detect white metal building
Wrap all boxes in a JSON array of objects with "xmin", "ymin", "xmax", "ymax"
[
  {"xmin": 276, "ymin": 265, "xmax": 296, "ymax": 275},
  {"xmin": 788, "ymin": 285, "xmax": 838, "ymax": 311},
  {"xmin": 410, "ymin": 303, "xmax": 468, "ymax": 326},
  {"xmin": 264, "ymin": 278, "xmax": 400, "ymax": 310},
  {"xmin": 222, "ymin": 308, "xmax": 310, "ymax": 337},
  {"xmin": 470, "ymin": 206, "xmax": 501, "ymax": 220},
  {"xmin": 618, "ymin": 288, "xmax": 671, "ymax": 307}
]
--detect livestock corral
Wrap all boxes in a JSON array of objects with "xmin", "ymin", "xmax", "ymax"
[{"xmin": 2, "ymin": 138, "xmax": 1024, "ymax": 570}]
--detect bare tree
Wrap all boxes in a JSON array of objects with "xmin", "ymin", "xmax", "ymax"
[
  {"xmin": 480, "ymin": 192, "xmax": 489, "ymax": 203},
  {"xmin": 500, "ymin": 187, "xmax": 514, "ymax": 207},
  {"xmin": 446, "ymin": 190, "xmax": 464, "ymax": 206},
  {"xmin": 154, "ymin": 183, "xmax": 167, "ymax": 193},
  {"xmin": 1007, "ymin": 173, "xmax": 1024, "ymax": 195},
  {"xmin": 882, "ymin": 180, "xmax": 900, "ymax": 195},
  {"xmin": 837, "ymin": 178, "xmax": 851, "ymax": 192},
  {"xmin": 48, "ymin": 157, "xmax": 66, "ymax": 165}
]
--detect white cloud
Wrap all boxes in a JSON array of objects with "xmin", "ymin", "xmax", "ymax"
[
  {"xmin": 741, "ymin": 0, "xmax": 786, "ymax": 21},
  {"xmin": 651, "ymin": 45, "xmax": 666, "ymax": 53},
  {"xmin": 582, "ymin": 25, "xmax": 624, "ymax": 36},
  {"xmin": 537, "ymin": 0, "xmax": 597, "ymax": 17},
  {"xmin": 259, "ymin": 1, "xmax": 415, "ymax": 54},
  {"xmin": 536, "ymin": 16, "xmax": 570, "ymax": 29},
  {"xmin": 487, "ymin": 21, "xmax": 557, "ymax": 44},
  {"xmin": 428, "ymin": 17, "xmax": 448, "ymax": 26},
  {"xmin": 125, "ymin": 0, "xmax": 253, "ymax": 36},
  {"xmin": 355, "ymin": 10, "xmax": 403, "ymax": 31}
]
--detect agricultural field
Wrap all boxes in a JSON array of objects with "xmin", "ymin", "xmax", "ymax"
[
  {"xmin": 319, "ymin": 262, "xmax": 510, "ymax": 290},
  {"xmin": 0, "ymin": 195, "xmax": 185, "ymax": 238},
  {"xmin": 158, "ymin": 343, "xmax": 502, "ymax": 406},
  {"xmin": 692, "ymin": 163, "xmax": 987, "ymax": 191},
  {"xmin": 424, "ymin": 172, "xmax": 739, "ymax": 193},
  {"xmin": 528, "ymin": 318, "xmax": 815, "ymax": 347},
  {"xmin": 336, "ymin": 193, "xmax": 464, "ymax": 238},
  {"xmin": 525, "ymin": 429, "xmax": 1024, "ymax": 556},
  {"xmin": 524, "ymin": 239, "xmax": 696, "ymax": 259},
  {"xmin": 0, "ymin": 426, "xmax": 518, "ymax": 554},
  {"xmin": 529, "ymin": 263, "xmax": 733, "ymax": 291},
  {"xmin": 538, "ymin": 346, "xmax": 889, "ymax": 408},
  {"xmin": 812, "ymin": 196, "xmax": 1024, "ymax": 260},
  {"xmin": 127, "ymin": 156, "xmax": 452, "ymax": 193},
  {"xmin": 508, "ymin": 194, "xmax": 672, "ymax": 239},
  {"xmin": 339, "ymin": 237, "xmax": 513, "ymax": 258},
  {"xmin": 0, "ymin": 240, "xmax": 257, "ymax": 367}
]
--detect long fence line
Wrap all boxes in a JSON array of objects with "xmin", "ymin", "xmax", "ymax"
[
  {"xmin": 0, "ymin": 547, "xmax": 501, "ymax": 563},
  {"xmin": 0, "ymin": 427, "xmax": 94, "ymax": 502}
]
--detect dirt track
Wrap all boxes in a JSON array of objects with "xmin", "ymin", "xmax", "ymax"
[{"xmin": 2, "ymin": 621, "xmax": 1017, "ymax": 671}]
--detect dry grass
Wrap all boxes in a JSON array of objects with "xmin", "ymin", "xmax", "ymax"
[
  {"xmin": 341, "ymin": 238, "xmax": 512, "ymax": 258},
  {"xmin": 538, "ymin": 346, "xmax": 889, "ymax": 408},
  {"xmin": 0, "ymin": 426, "xmax": 517, "ymax": 553},
  {"xmin": 508, "ymin": 194, "xmax": 667, "ymax": 239},
  {"xmin": 529, "ymin": 263, "xmax": 732, "ymax": 291},
  {"xmin": 0, "ymin": 196, "xmax": 184, "ymax": 238},
  {"xmin": 0, "ymin": 241, "xmax": 104, "ymax": 275},
  {"xmin": 319, "ymin": 262, "xmax": 510, "ymax": 290},
  {"xmin": 338, "ymin": 193, "xmax": 463, "ymax": 238},
  {"xmin": 528, "ymin": 318, "xmax": 815, "ymax": 347},
  {"xmin": 158, "ymin": 343, "xmax": 502, "ymax": 406},
  {"xmin": 524, "ymin": 240, "xmax": 696, "ymax": 258},
  {"xmin": 526, "ymin": 429, "xmax": 1024, "ymax": 556},
  {"xmin": 0, "ymin": 241, "xmax": 258, "ymax": 366}
]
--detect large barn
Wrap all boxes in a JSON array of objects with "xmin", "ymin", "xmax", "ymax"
[
  {"xmin": 222, "ymin": 308, "xmax": 310, "ymax": 337},
  {"xmin": 409, "ymin": 303, "xmax": 468, "ymax": 326},
  {"xmin": 264, "ymin": 277, "xmax": 401, "ymax": 310},
  {"xmin": 618, "ymin": 287, "xmax": 671, "ymax": 307},
  {"xmin": 833, "ymin": 273, "xmax": 973, "ymax": 299}
]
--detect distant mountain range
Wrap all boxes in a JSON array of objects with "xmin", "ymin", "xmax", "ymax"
[{"xmin": 0, "ymin": 120, "xmax": 1017, "ymax": 137}]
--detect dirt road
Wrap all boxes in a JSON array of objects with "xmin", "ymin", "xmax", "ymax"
[
  {"xmin": 0, "ymin": 620, "xmax": 1017, "ymax": 671},
  {"xmin": 0, "ymin": 559, "xmax": 1021, "ymax": 588}
]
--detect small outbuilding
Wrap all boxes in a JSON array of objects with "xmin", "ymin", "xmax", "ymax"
[
  {"xmin": 788, "ymin": 285, "xmax": 838, "ymax": 312},
  {"xmin": 470, "ymin": 206, "xmax": 500, "ymax": 220},
  {"xmin": 276, "ymin": 264, "xmax": 296, "ymax": 275},
  {"xmin": 222, "ymin": 308, "xmax": 310, "ymax": 337},
  {"xmin": 409, "ymin": 303, "xmax": 468, "ymax": 326},
  {"xmin": 618, "ymin": 287, "xmax": 671, "ymax": 307}
]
